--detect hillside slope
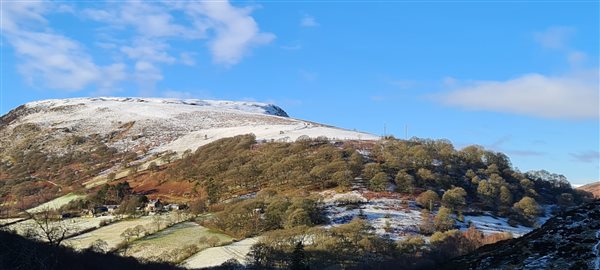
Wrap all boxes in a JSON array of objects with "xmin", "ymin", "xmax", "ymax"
[
  {"xmin": 578, "ymin": 182, "xmax": 600, "ymax": 198},
  {"xmin": 0, "ymin": 97, "xmax": 378, "ymax": 209},
  {"xmin": 0, "ymin": 97, "xmax": 377, "ymax": 155},
  {"xmin": 446, "ymin": 199, "xmax": 600, "ymax": 270}
]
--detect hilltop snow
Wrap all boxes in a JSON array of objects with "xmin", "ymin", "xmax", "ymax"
[{"xmin": 3, "ymin": 97, "xmax": 379, "ymax": 154}]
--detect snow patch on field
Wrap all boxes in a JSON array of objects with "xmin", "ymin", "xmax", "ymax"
[
  {"xmin": 322, "ymin": 191, "xmax": 422, "ymax": 240},
  {"xmin": 127, "ymin": 222, "xmax": 233, "ymax": 263},
  {"xmin": 458, "ymin": 215, "xmax": 532, "ymax": 237},
  {"xmin": 27, "ymin": 193, "xmax": 86, "ymax": 213},
  {"xmin": 182, "ymin": 237, "xmax": 259, "ymax": 269},
  {"xmin": 154, "ymin": 124, "xmax": 378, "ymax": 154},
  {"xmin": 0, "ymin": 218, "xmax": 26, "ymax": 226},
  {"xmin": 5, "ymin": 216, "xmax": 114, "ymax": 242},
  {"xmin": 321, "ymin": 190, "xmax": 543, "ymax": 240},
  {"xmin": 64, "ymin": 214, "xmax": 175, "ymax": 250}
]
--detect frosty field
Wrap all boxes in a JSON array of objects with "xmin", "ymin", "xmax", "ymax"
[
  {"xmin": 26, "ymin": 193, "xmax": 86, "ymax": 213},
  {"xmin": 64, "ymin": 215, "xmax": 173, "ymax": 250},
  {"xmin": 126, "ymin": 222, "xmax": 233, "ymax": 263},
  {"xmin": 182, "ymin": 237, "xmax": 259, "ymax": 269},
  {"xmin": 5, "ymin": 216, "xmax": 114, "ymax": 242}
]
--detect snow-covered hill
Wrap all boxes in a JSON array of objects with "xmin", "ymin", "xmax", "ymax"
[{"xmin": 0, "ymin": 97, "xmax": 379, "ymax": 155}]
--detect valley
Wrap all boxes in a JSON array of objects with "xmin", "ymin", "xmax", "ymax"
[{"xmin": 0, "ymin": 98, "xmax": 596, "ymax": 269}]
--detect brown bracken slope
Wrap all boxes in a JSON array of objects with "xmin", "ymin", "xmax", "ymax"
[{"xmin": 578, "ymin": 182, "xmax": 600, "ymax": 198}]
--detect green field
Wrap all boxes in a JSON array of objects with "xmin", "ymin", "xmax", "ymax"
[{"xmin": 127, "ymin": 222, "xmax": 233, "ymax": 263}]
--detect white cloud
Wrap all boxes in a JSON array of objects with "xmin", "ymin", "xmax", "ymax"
[
  {"xmin": 1, "ymin": 0, "xmax": 275, "ymax": 94},
  {"xmin": 120, "ymin": 39, "xmax": 176, "ymax": 64},
  {"xmin": 187, "ymin": 1, "xmax": 275, "ymax": 66},
  {"xmin": 82, "ymin": 2, "xmax": 202, "ymax": 39},
  {"xmin": 534, "ymin": 26, "xmax": 575, "ymax": 49},
  {"xmin": 134, "ymin": 61, "xmax": 163, "ymax": 92},
  {"xmin": 570, "ymin": 151, "xmax": 600, "ymax": 163},
  {"xmin": 301, "ymin": 15, "xmax": 319, "ymax": 27},
  {"xmin": 83, "ymin": 0, "xmax": 274, "ymax": 70},
  {"xmin": 436, "ymin": 70, "xmax": 599, "ymax": 119},
  {"xmin": 1, "ymin": 2, "xmax": 125, "ymax": 92}
]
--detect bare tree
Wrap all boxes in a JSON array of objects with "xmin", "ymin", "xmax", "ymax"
[
  {"xmin": 27, "ymin": 207, "xmax": 73, "ymax": 247},
  {"xmin": 152, "ymin": 215, "xmax": 164, "ymax": 232}
]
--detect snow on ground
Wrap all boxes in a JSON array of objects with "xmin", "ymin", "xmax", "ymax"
[
  {"xmin": 321, "ymin": 189, "xmax": 544, "ymax": 240},
  {"xmin": 0, "ymin": 218, "xmax": 26, "ymax": 226},
  {"xmin": 26, "ymin": 193, "xmax": 86, "ymax": 213},
  {"xmin": 458, "ymin": 215, "xmax": 532, "ymax": 237},
  {"xmin": 155, "ymin": 124, "xmax": 378, "ymax": 154},
  {"xmin": 5, "ymin": 216, "xmax": 114, "ymax": 242},
  {"xmin": 127, "ymin": 222, "xmax": 233, "ymax": 263},
  {"xmin": 64, "ymin": 214, "xmax": 175, "ymax": 250},
  {"xmin": 18, "ymin": 97, "xmax": 378, "ymax": 154},
  {"xmin": 182, "ymin": 237, "xmax": 259, "ymax": 269},
  {"xmin": 322, "ymin": 191, "xmax": 421, "ymax": 241}
]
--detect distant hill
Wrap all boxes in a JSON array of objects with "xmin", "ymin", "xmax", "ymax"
[
  {"xmin": 578, "ymin": 182, "xmax": 600, "ymax": 198},
  {"xmin": 445, "ymin": 199, "xmax": 600, "ymax": 270}
]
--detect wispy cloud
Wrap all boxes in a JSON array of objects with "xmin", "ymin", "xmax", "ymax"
[
  {"xmin": 488, "ymin": 135, "xmax": 512, "ymax": 149},
  {"xmin": 534, "ymin": 26, "xmax": 575, "ymax": 49},
  {"xmin": 300, "ymin": 15, "xmax": 319, "ymax": 27},
  {"xmin": 179, "ymin": 52, "xmax": 197, "ymax": 66},
  {"xmin": 189, "ymin": 1, "xmax": 276, "ymax": 66},
  {"xmin": 570, "ymin": 151, "xmax": 600, "ymax": 163}
]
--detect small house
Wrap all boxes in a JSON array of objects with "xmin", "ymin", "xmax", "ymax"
[
  {"xmin": 106, "ymin": 205, "xmax": 119, "ymax": 214},
  {"xmin": 145, "ymin": 199, "xmax": 163, "ymax": 212}
]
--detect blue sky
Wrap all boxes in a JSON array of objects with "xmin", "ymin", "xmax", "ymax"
[{"xmin": 1, "ymin": 1, "xmax": 598, "ymax": 185}]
